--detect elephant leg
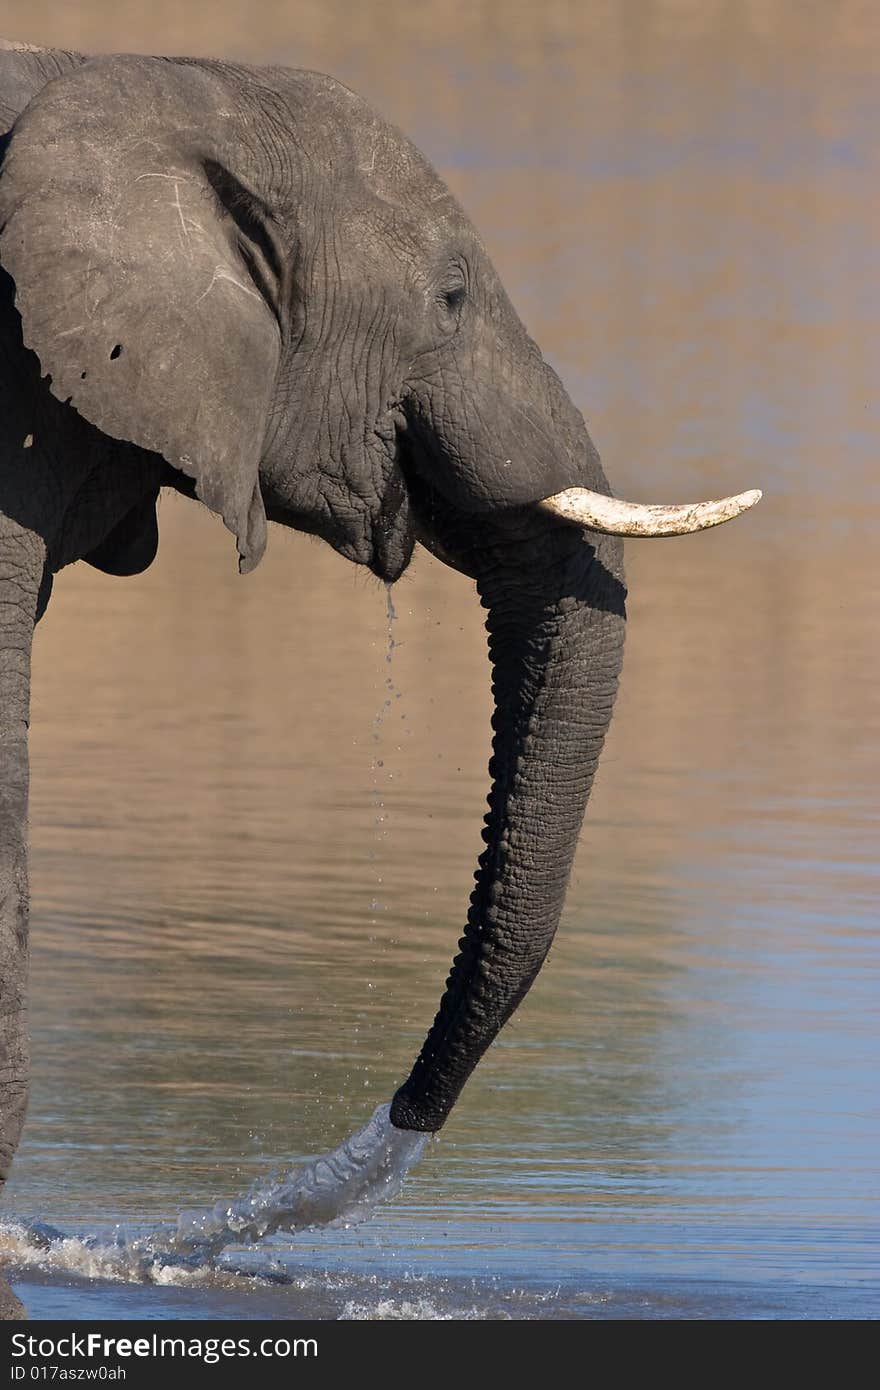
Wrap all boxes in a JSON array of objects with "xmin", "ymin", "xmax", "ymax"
[{"xmin": 0, "ymin": 515, "xmax": 45, "ymax": 1183}]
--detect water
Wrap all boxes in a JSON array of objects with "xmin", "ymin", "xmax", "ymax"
[{"xmin": 1, "ymin": 1, "xmax": 878, "ymax": 1319}]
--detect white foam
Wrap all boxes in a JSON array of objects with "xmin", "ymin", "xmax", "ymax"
[
  {"xmin": 0, "ymin": 1222, "xmax": 242, "ymax": 1288},
  {"xmin": 341, "ymin": 1297, "xmax": 483, "ymax": 1320}
]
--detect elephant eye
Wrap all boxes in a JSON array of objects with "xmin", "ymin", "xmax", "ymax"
[{"xmin": 441, "ymin": 285, "xmax": 466, "ymax": 311}]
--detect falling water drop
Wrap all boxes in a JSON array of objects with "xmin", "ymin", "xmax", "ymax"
[{"xmin": 370, "ymin": 583, "xmax": 403, "ymax": 912}]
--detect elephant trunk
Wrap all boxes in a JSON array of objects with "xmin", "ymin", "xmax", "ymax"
[
  {"xmin": 0, "ymin": 519, "xmax": 44, "ymax": 1180},
  {"xmin": 390, "ymin": 521, "xmax": 626, "ymax": 1131}
]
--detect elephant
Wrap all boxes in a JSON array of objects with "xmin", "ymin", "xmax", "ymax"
[{"xmin": 0, "ymin": 40, "xmax": 760, "ymax": 1193}]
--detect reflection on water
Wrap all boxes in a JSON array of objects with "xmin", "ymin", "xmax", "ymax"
[{"xmin": 1, "ymin": 0, "xmax": 878, "ymax": 1318}]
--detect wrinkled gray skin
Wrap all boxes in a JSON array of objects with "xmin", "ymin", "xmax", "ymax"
[{"xmin": 0, "ymin": 42, "xmax": 627, "ymax": 1198}]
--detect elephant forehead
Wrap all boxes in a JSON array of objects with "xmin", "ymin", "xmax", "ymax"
[
  {"xmin": 348, "ymin": 121, "xmax": 451, "ymax": 211},
  {"xmin": 276, "ymin": 68, "xmax": 463, "ymax": 224}
]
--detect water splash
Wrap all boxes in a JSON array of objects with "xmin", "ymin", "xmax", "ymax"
[
  {"xmin": 1, "ymin": 1103, "xmax": 428, "ymax": 1284},
  {"xmin": 167, "ymin": 1102, "xmax": 426, "ymax": 1257}
]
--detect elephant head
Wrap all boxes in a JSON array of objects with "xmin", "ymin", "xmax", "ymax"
[{"xmin": 0, "ymin": 51, "xmax": 759, "ymax": 1143}]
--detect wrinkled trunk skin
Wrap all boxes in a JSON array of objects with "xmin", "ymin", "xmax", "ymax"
[
  {"xmin": 0, "ymin": 518, "xmax": 43, "ymax": 1180},
  {"xmin": 391, "ymin": 519, "xmax": 626, "ymax": 1131}
]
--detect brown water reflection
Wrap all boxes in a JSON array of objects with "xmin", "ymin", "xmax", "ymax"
[{"xmin": 1, "ymin": 1, "xmax": 878, "ymax": 1311}]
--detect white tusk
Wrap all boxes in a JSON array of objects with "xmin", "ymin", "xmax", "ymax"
[{"xmin": 537, "ymin": 486, "xmax": 762, "ymax": 537}]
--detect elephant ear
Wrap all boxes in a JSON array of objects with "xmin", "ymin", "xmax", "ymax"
[{"xmin": 0, "ymin": 54, "xmax": 283, "ymax": 572}]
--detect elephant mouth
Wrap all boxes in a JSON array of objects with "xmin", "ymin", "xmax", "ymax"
[{"xmin": 396, "ymin": 434, "xmax": 481, "ymax": 577}]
